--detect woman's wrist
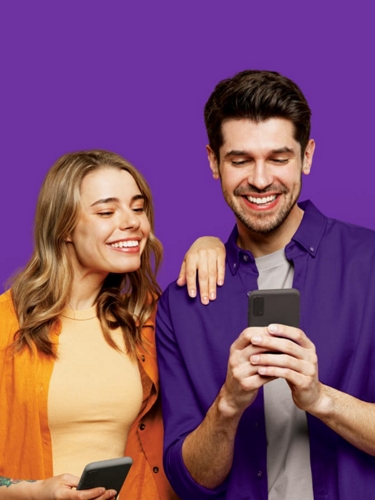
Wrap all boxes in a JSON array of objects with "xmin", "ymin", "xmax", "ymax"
[{"xmin": 0, "ymin": 479, "xmax": 38, "ymax": 500}]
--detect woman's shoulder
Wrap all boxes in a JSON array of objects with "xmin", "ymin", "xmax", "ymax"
[
  {"xmin": 0, "ymin": 289, "xmax": 16, "ymax": 315},
  {"xmin": 0, "ymin": 289, "xmax": 19, "ymax": 347}
]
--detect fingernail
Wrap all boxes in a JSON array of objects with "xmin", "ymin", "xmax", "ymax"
[
  {"xmin": 218, "ymin": 279, "xmax": 224, "ymax": 286},
  {"xmin": 258, "ymin": 367, "xmax": 267, "ymax": 375},
  {"xmin": 251, "ymin": 355, "xmax": 259, "ymax": 363},
  {"xmin": 189, "ymin": 289, "xmax": 196, "ymax": 297},
  {"xmin": 202, "ymin": 296, "xmax": 209, "ymax": 305},
  {"xmin": 209, "ymin": 292, "xmax": 216, "ymax": 300},
  {"xmin": 268, "ymin": 324, "xmax": 277, "ymax": 333},
  {"xmin": 252, "ymin": 335, "xmax": 262, "ymax": 344}
]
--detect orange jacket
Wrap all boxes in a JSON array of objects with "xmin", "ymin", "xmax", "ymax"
[{"xmin": 0, "ymin": 290, "xmax": 178, "ymax": 500}]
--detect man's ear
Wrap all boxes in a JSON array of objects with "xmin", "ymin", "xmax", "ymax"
[
  {"xmin": 206, "ymin": 145, "xmax": 220, "ymax": 180},
  {"xmin": 302, "ymin": 139, "xmax": 315, "ymax": 175}
]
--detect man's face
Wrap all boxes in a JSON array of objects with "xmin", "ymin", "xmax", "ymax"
[{"xmin": 208, "ymin": 118, "xmax": 315, "ymax": 236}]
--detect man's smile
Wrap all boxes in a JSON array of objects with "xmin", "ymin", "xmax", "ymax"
[{"xmin": 245, "ymin": 194, "xmax": 278, "ymax": 206}]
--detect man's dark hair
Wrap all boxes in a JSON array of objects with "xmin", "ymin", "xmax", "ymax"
[{"xmin": 204, "ymin": 70, "xmax": 311, "ymax": 159}]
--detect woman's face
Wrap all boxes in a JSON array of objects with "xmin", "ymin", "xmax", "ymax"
[{"xmin": 66, "ymin": 167, "xmax": 151, "ymax": 282}]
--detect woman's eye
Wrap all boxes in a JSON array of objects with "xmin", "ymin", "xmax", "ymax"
[
  {"xmin": 98, "ymin": 211, "xmax": 114, "ymax": 216},
  {"xmin": 133, "ymin": 207, "xmax": 144, "ymax": 213}
]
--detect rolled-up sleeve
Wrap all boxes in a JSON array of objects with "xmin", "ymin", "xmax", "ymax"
[{"xmin": 156, "ymin": 286, "xmax": 227, "ymax": 500}]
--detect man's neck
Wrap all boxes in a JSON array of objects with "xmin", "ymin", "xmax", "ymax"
[{"xmin": 236, "ymin": 206, "xmax": 304, "ymax": 258}]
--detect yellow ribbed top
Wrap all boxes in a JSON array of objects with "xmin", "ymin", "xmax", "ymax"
[{"xmin": 48, "ymin": 305, "xmax": 143, "ymax": 477}]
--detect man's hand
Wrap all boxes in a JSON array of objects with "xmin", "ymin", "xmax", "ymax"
[
  {"xmin": 218, "ymin": 326, "xmax": 277, "ymax": 417},
  {"xmin": 248, "ymin": 324, "xmax": 375, "ymax": 457},
  {"xmin": 248, "ymin": 323, "xmax": 322, "ymax": 412},
  {"xmin": 176, "ymin": 236, "xmax": 225, "ymax": 305},
  {"xmin": 182, "ymin": 326, "xmax": 275, "ymax": 489}
]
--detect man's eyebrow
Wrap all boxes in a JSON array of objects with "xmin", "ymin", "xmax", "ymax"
[
  {"xmin": 90, "ymin": 194, "xmax": 144, "ymax": 207},
  {"xmin": 224, "ymin": 150, "xmax": 249, "ymax": 158},
  {"xmin": 224, "ymin": 147, "xmax": 296, "ymax": 158},
  {"xmin": 270, "ymin": 147, "xmax": 295, "ymax": 155}
]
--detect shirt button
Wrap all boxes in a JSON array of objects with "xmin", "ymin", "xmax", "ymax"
[
  {"xmin": 233, "ymin": 263, "xmax": 237, "ymax": 269},
  {"xmin": 153, "ymin": 467, "xmax": 159, "ymax": 473},
  {"xmin": 257, "ymin": 471, "xmax": 263, "ymax": 478},
  {"xmin": 139, "ymin": 423, "xmax": 146, "ymax": 430},
  {"xmin": 243, "ymin": 255, "xmax": 249, "ymax": 262}
]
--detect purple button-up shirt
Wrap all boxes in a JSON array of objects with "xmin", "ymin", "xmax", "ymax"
[{"xmin": 156, "ymin": 200, "xmax": 375, "ymax": 500}]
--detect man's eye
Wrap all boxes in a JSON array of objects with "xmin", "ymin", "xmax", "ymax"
[
  {"xmin": 231, "ymin": 160, "xmax": 247, "ymax": 166},
  {"xmin": 272, "ymin": 158, "xmax": 289, "ymax": 164}
]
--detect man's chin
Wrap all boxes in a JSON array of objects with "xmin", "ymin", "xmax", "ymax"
[{"xmin": 237, "ymin": 210, "xmax": 291, "ymax": 235}]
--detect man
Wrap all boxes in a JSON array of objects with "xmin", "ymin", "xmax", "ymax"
[{"xmin": 156, "ymin": 70, "xmax": 375, "ymax": 500}]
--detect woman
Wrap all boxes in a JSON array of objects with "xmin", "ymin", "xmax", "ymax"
[{"xmin": 0, "ymin": 150, "xmax": 224, "ymax": 500}]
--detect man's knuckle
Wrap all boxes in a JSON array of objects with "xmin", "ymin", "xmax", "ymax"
[
  {"xmin": 310, "ymin": 352, "xmax": 318, "ymax": 366},
  {"xmin": 198, "ymin": 248, "xmax": 208, "ymax": 257}
]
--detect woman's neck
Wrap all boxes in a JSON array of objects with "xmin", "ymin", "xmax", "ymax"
[{"xmin": 68, "ymin": 272, "xmax": 107, "ymax": 310}]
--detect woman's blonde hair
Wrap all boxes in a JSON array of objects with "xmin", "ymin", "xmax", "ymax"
[{"xmin": 11, "ymin": 150, "xmax": 163, "ymax": 357}]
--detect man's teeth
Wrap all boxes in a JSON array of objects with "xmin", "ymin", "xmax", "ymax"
[
  {"xmin": 247, "ymin": 195, "xmax": 277, "ymax": 205},
  {"xmin": 111, "ymin": 241, "xmax": 139, "ymax": 248}
]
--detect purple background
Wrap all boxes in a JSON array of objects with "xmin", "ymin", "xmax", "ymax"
[{"xmin": 1, "ymin": 1, "xmax": 374, "ymax": 291}]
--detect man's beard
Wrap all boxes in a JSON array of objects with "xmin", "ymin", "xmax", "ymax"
[{"xmin": 223, "ymin": 183, "xmax": 302, "ymax": 235}]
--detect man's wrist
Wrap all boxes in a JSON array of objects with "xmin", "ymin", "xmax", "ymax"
[
  {"xmin": 216, "ymin": 386, "xmax": 253, "ymax": 420},
  {"xmin": 305, "ymin": 384, "xmax": 334, "ymax": 419}
]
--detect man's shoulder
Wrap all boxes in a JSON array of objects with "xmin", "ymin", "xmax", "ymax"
[
  {"xmin": 158, "ymin": 280, "xmax": 191, "ymax": 314},
  {"xmin": 325, "ymin": 216, "xmax": 375, "ymax": 247},
  {"xmin": 327, "ymin": 215, "xmax": 375, "ymax": 235},
  {"xmin": 160, "ymin": 280, "xmax": 183, "ymax": 299},
  {"xmin": 302, "ymin": 200, "xmax": 375, "ymax": 242}
]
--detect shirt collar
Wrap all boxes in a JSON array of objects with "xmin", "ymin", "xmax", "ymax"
[
  {"xmin": 225, "ymin": 200, "xmax": 327, "ymax": 275},
  {"xmin": 289, "ymin": 200, "xmax": 327, "ymax": 257}
]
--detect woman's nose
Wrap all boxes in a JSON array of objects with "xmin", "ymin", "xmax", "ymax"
[{"xmin": 119, "ymin": 210, "xmax": 141, "ymax": 230}]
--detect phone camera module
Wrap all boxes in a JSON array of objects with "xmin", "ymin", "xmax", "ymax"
[{"xmin": 253, "ymin": 296, "xmax": 264, "ymax": 316}]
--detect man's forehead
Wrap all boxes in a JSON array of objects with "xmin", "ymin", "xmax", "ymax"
[{"xmin": 220, "ymin": 117, "xmax": 299, "ymax": 153}]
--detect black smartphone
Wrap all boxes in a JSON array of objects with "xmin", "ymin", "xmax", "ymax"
[
  {"xmin": 77, "ymin": 456, "xmax": 133, "ymax": 496},
  {"xmin": 248, "ymin": 288, "xmax": 300, "ymax": 328}
]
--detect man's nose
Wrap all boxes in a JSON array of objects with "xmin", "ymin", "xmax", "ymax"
[{"xmin": 247, "ymin": 161, "xmax": 273, "ymax": 190}]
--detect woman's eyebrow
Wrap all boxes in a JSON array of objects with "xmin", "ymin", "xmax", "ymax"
[
  {"xmin": 90, "ymin": 194, "xmax": 145, "ymax": 207},
  {"xmin": 90, "ymin": 197, "xmax": 119, "ymax": 207}
]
